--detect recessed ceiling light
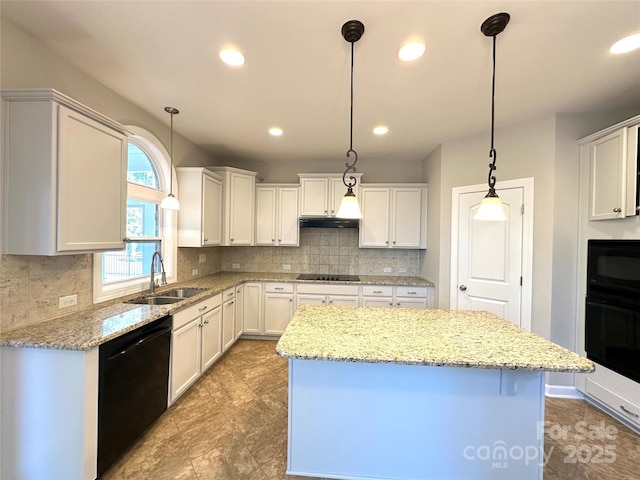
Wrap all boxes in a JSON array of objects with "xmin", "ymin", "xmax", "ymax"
[
  {"xmin": 373, "ymin": 126, "xmax": 389, "ymax": 135},
  {"xmin": 610, "ymin": 33, "xmax": 640, "ymax": 54},
  {"xmin": 398, "ymin": 41, "xmax": 426, "ymax": 62},
  {"xmin": 268, "ymin": 127, "xmax": 283, "ymax": 136},
  {"xmin": 219, "ymin": 48, "xmax": 245, "ymax": 66}
]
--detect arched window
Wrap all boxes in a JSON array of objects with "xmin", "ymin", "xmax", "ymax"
[{"xmin": 93, "ymin": 127, "xmax": 177, "ymax": 303}]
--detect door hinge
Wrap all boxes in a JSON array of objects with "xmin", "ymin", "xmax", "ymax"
[
  {"xmin": 520, "ymin": 276, "xmax": 523, "ymax": 286},
  {"xmin": 521, "ymin": 204, "xmax": 525, "ymax": 215}
]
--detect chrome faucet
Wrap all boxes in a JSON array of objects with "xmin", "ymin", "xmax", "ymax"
[{"xmin": 150, "ymin": 251, "xmax": 167, "ymax": 294}]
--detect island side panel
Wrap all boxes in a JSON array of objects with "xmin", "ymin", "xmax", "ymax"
[
  {"xmin": 0, "ymin": 346, "xmax": 98, "ymax": 480},
  {"xmin": 287, "ymin": 359, "xmax": 545, "ymax": 480}
]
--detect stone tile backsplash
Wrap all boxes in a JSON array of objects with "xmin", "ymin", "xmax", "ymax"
[
  {"xmin": 221, "ymin": 228, "xmax": 420, "ymax": 276},
  {"xmin": 1, "ymin": 229, "xmax": 420, "ymax": 332}
]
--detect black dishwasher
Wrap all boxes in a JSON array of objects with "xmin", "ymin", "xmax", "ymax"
[{"xmin": 97, "ymin": 316, "xmax": 172, "ymax": 477}]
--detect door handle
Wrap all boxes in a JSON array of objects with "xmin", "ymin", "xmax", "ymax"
[
  {"xmin": 613, "ymin": 207, "xmax": 622, "ymax": 213},
  {"xmin": 459, "ymin": 285, "xmax": 467, "ymax": 291}
]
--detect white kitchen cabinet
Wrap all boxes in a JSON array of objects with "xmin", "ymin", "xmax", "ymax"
[
  {"xmin": 2, "ymin": 89, "xmax": 128, "ymax": 255},
  {"xmin": 222, "ymin": 287, "xmax": 236, "ymax": 351},
  {"xmin": 298, "ymin": 173, "xmax": 362, "ymax": 217},
  {"xmin": 170, "ymin": 294, "xmax": 222, "ymax": 404},
  {"xmin": 296, "ymin": 283, "xmax": 360, "ymax": 307},
  {"xmin": 209, "ymin": 166, "xmax": 260, "ymax": 245},
  {"xmin": 256, "ymin": 184, "xmax": 299, "ymax": 246},
  {"xmin": 176, "ymin": 167, "xmax": 223, "ymax": 246},
  {"xmin": 361, "ymin": 285, "xmax": 431, "ymax": 309},
  {"xmin": 359, "ymin": 185, "xmax": 427, "ymax": 249},
  {"xmin": 234, "ymin": 284, "xmax": 244, "ymax": 340},
  {"xmin": 264, "ymin": 283, "xmax": 295, "ymax": 335},
  {"xmin": 361, "ymin": 286, "xmax": 394, "ymax": 308},
  {"xmin": 243, "ymin": 282, "xmax": 264, "ymax": 335},
  {"xmin": 584, "ymin": 118, "xmax": 640, "ymax": 220},
  {"xmin": 395, "ymin": 286, "xmax": 429, "ymax": 308}
]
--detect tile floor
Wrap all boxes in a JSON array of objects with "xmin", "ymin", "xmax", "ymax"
[{"xmin": 103, "ymin": 339, "xmax": 639, "ymax": 480}]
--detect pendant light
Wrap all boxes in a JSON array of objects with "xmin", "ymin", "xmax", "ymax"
[
  {"xmin": 160, "ymin": 106, "xmax": 180, "ymax": 210},
  {"xmin": 336, "ymin": 20, "xmax": 365, "ymax": 219},
  {"xmin": 474, "ymin": 13, "xmax": 510, "ymax": 221}
]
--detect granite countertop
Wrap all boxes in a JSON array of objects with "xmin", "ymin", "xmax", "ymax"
[
  {"xmin": 276, "ymin": 305, "xmax": 594, "ymax": 373},
  {"xmin": 0, "ymin": 272, "xmax": 434, "ymax": 351}
]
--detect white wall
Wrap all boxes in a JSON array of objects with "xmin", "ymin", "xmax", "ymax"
[{"xmin": 420, "ymin": 145, "xmax": 442, "ymax": 303}]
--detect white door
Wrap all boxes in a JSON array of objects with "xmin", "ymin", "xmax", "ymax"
[{"xmin": 451, "ymin": 179, "xmax": 533, "ymax": 329}]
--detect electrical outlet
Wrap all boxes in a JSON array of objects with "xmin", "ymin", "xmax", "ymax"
[
  {"xmin": 383, "ymin": 267, "xmax": 392, "ymax": 273},
  {"xmin": 399, "ymin": 267, "xmax": 407, "ymax": 273},
  {"xmin": 232, "ymin": 263, "xmax": 240, "ymax": 269},
  {"xmin": 283, "ymin": 264, "xmax": 291, "ymax": 270},
  {"xmin": 199, "ymin": 254, "xmax": 206, "ymax": 264},
  {"xmin": 192, "ymin": 268, "xmax": 199, "ymax": 276},
  {"xmin": 59, "ymin": 294, "xmax": 77, "ymax": 309}
]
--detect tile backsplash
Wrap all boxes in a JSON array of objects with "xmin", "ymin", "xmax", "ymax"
[
  {"xmin": 221, "ymin": 228, "xmax": 420, "ymax": 276},
  {"xmin": 1, "ymin": 229, "xmax": 420, "ymax": 332}
]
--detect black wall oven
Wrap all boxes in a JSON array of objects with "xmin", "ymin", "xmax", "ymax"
[{"xmin": 586, "ymin": 240, "xmax": 640, "ymax": 383}]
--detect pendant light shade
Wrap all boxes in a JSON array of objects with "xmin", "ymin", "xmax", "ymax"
[
  {"xmin": 336, "ymin": 20, "xmax": 365, "ymax": 220},
  {"xmin": 474, "ymin": 13, "xmax": 509, "ymax": 222},
  {"xmin": 160, "ymin": 106, "xmax": 180, "ymax": 211}
]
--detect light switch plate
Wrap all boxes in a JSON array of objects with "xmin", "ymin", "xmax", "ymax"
[
  {"xmin": 283, "ymin": 264, "xmax": 291, "ymax": 270},
  {"xmin": 199, "ymin": 254, "xmax": 206, "ymax": 263},
  {"xmin": 399, "ymin": 268, "xmax": 407, "ymax": 273},
  {"xmin": 383, "ymin": 267, "xmax": 392, "ymax": 273},
  {"xmin": 59, "ymin": 294, "xmax": 77, "ymax": 309},
  {"xmin": 192, "ymin": 269, "xmax": 199, "ymax": 276},
  {"xmin": 232, "ymin": 263, "xmax": 240, "ymax": 269}
]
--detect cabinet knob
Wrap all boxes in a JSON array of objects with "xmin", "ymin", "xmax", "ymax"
[
  {"xmin": 204, "ymin": 320, "xmax": 209, "ymax": 325},
  {"xmin": 385, "ymin": 240, "xmax": 389, "ymax": 244},
  {"xmin": 324, "ymin": 210, "xmax": 328, "ymax": 214},
  {"xmin": 392, "ymin": 241, "xmax": 396, "ymax": 245},
  {"xmin": 636, "ymin": 206, "xmax": 640, "ymax": 213},
  {"xmin": 272, "ymin": 239, "xmax": 275, "ymax": 242},
  {"xmin": 278, "ymin": 239, "xmax": 282, "ymax": 242},
  {"xmin": 397, "ymin": 302, "xmax": 401, "ymax": 306},
  {"xmin": 459, "ymin": 285, "xmax": 467, "ymax": 291},
  {"xmin": 204, "ymin": 238, "xmax": 208, "ymax": 242},
  {"xmin": 199, "ymin": 306, "xmax": 208, "ymax": 311},
  {"xmin": 389, "ymin": 302, "xmax": 393, "ymax": 306},
  {"xmin": 289, "ymin": 299, "xmax": 293, "ymax": 302},
  {"xmin": 613, "ymin": 208, "xmax": 622, "ymax": 213},
  {"xmin": 123, "ymin": 237, "xmax": 131, "ymax": 243},
  {"xmin": 229, "ymin": 301, "xmax": 234, "ymax": 305}
]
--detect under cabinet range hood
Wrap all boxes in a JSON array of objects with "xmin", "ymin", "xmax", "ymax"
[{"xmin": 299, "ymin": 218, "xmax": 359, "ymax": 228}]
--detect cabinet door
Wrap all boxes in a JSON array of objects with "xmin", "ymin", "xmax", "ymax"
[
  {"xmin": 170, "ymin": 318, "xmax": 201, "ymax": 403},
  {"xmin": 391, "ymin": 188, "xmax": 422, "ymax": 248},
  {"xmin": 300, "ymin": 178, "xmax": 329, "ymax": 216},
  {"xmin": 359, "ymin": 188, "xmax": 390, "ymax": 247},
  {"xmin": 243, "ymin": 283, "xmax": 264, "ymax": 334},
  {"xmin": 234, "ymin": 286, "xmax": 244, "ymax": 339},
  {"xmin": 229, "ymin": 173, "xmax": 255, "ymax": 244},
  {"xmin": 330, "ymin": 177, "xmax": 348, "ymax": 217},
  {"xmin": 264, "ymin": 293, "xmax": 294, "ymax": 335},
  {"xmin": 297, "ymin": 294, "xmax": 326, "ymax": 306},
  {"xmin": 589, "ymin": 128, "xmax": 627, "ymax": 220},
  {"xmin": 278, "ymin": 187, "xmax": 299, "ymax": 245},
  {"xmin": 362, "ymin": 297, "xmax": 394, "ymax": 308},
  {"xmin": 222, "ymin": 299, "xmax": 236, "ymax": 351},
  {"xmin": 203, "ymin": 174, "xmax": 222, "ymax": 245},
  {"xmin": 57, "ymin": 105, "xmax": 127, "ymax": 251},
  {"xmin": 201, "ymin": 306, "xmax": 222, "ymax": 372},
  {"xmin": 256, "ymin": 187, "xmax": 277, "ymax": 245},
  {"xmin": 396, "ymin": 299, "xmax": 427, "ymax": 308},
  {"xmin": 328, "ymin": 295, "xmax": 359, "ymax": 307}
]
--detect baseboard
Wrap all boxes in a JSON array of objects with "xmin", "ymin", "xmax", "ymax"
[{"xmin": 545, "ymin": 384, "xmax": 585, "ymax": 399}]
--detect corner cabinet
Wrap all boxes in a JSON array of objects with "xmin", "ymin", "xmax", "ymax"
[
  {"xmin": 298, "ymin": 173, "xmax": 362, "ymax": 217},
  {"xmin": 2, "ymin": 89, "xmax": 127, "ymax": 255},
  {"xmin": 209, "ymin": 166, "xmax": 261, "ymax": 245},
  {"xmin": 359, "ymin": 184, "xmax": 428, "ymax": 249},
  {"xmin": 256, "ymin": 184, "xmax": 299, "ymax": 246},
  {"xmin": 176, "ymin": 168, "xmax": 223, "ymax": 246},
  {"xmin": 581, "ymin": 116, "xmax": 640, "ymax": 220}
]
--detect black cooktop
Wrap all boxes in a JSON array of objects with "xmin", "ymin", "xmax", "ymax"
[{"xmin": 296, "ymin": 274, "xmax": 361, "ymax": 282}]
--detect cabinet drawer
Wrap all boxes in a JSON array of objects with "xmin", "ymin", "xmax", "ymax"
[
  {"xmin": 362, "ymin": 286, "xmax": 393, "ymax": 297},
  {"xmin": 396, "ymin": 286, "xmax": 428, "ymax": 298},
  {"xmin": 586, "ymin": 378, "xmax": 640, "ymax": 427},
  {"xmin": 265, "ymin": 282, "xmax": 294, "ymax": 294},
  {"xmin": 297, "ymin": 283, "xmax": 359, "ymax": 296},
  {"xmin": 223, "ymin": 287, "xmax": 235, "ymax": 301},
  {"xmin": 172, "ymin": 293, "xmax": 222, "ymax": 330}
]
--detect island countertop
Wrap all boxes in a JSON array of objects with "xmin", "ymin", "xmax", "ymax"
[{"xmin": 276, "ymin": 305, "xmax": 594, "ymax": 373}]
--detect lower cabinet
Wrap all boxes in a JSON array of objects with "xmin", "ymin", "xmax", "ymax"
[
  {"xmin": 264, "ymin": 283, "xmax": 295, "ymax": 335},
  {"xmin": 362, "ymin": 285, "xmax": 431, "ymax": 308},
  {"xmin": 170, "ymin": 294, "xmax": 222, "ymax": 404},
  {"xmin": 222, "ymin": 287, "xmax": 236, "ymax": 352},
  {"xmin": 234, "ymin": 284, "xmax": 244, "ymax": 340},
  {"xmin": 243, "ymin": 283, "xmax": 264, "ymax": 334},
  {"xmin": 361, "ymin": 286, "xmax": 394, "ymax": 307},
  {"xmin": 296, "ymin": 283, "xmax": 360, "ymax": 307}
]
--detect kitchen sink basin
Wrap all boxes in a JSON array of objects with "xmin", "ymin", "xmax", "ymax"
[
  {"xmin": 160, "ymin": 288, "xmax": 208, "ymax": 298},
  {"xmin": 127, "ymin": 296, "xmax": 185, "ymax": 305}
]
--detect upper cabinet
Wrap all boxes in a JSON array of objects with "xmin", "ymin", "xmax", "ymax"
[
  {"xmin": 2, "ymin": 89, "xmax": 127, "ymax": 255},
  {"xmin": 581, "ymin": 116, "xmax": 640, "ymax": 221},
  {"xmin": 256, "ymin": 185, "xmax": 299, "ymax": 246},
  {"xmin": 298, "ymin": 173, "xmax": 362, "ymax": 217},
  {"xmin": 359, "ymin": 184, "xmax": 427, "ymax": 249},
  {"xmin": 208, "ymin": 167, "xmax": 260, "ymax": 246},
  {"xmin": 176, "ymin": 167, "xmax": 223, "ymax": 247}
]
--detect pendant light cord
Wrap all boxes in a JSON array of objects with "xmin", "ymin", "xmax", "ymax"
[
  {"xmin": 343, "ymin": 38, "xmax": 359, "ymax": 189},
  {"xmin": 487, "ymin": 34, "xmax": 498, "ymax": 191},
  {"xmin": 169, "ymin": 112, "xmax": 174, "ymax": 195}
]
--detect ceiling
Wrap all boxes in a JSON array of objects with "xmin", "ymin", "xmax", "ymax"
[{"xmin": 2, "ymin": 1, "xmax": 639, "ymax": 165}]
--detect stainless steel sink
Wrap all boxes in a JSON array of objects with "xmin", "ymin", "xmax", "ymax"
[
  {"xmin": 161, "ymin": 288, "xmax": 207, "ymax": 298},
  {"xmin": 127, "ymin": 296, "xmax": 185, "ymax": 305}
]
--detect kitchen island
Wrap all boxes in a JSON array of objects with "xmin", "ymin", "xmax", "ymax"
[{"xmin": 276, "ymin": 305, "xmax": 594, "ymax": 480}]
